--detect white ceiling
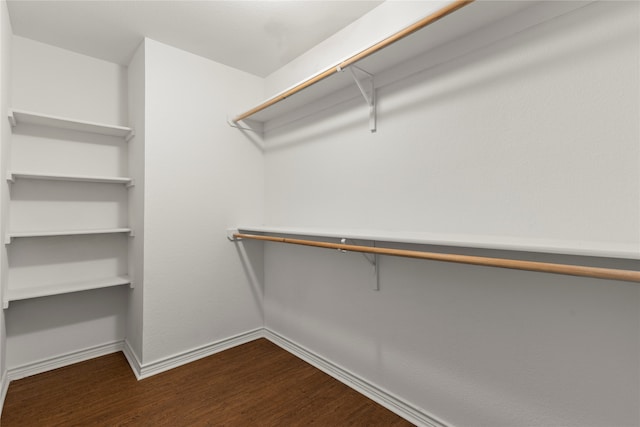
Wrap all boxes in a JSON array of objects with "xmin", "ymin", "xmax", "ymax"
[{"xmin": 6, "ymin": 0, "xmax": 384, "ymax": 77}]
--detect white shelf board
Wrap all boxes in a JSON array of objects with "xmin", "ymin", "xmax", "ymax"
[
  {"xmin": 235, "ymin": 225, "xmax": 640, "ymax": 260},
  {"xmin": 4, "ymin": 275, "xmax": 131, "ymax": 308},
  {"xmin": 235, "ymin": 1, "xmax": 592, "ymax": 124},
  {"xmin": 8, "ymin": 108, "xmax": 134, "ymax": 140},
  {"xmin": 7, "ymin": 171, "xmax": 132, "ymax": 185},
  {"xmin": 6, "ymin": 227, "xmax": 133, "ymax": 244}
]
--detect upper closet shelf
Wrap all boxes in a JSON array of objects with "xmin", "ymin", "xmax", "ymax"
[
  {"xmin": 7, "ymin": 171, "xmax": 133, "ymax": 186},
  {"xmin": 233, "ymin": 225, "xmax": 640, "ymax": 261},
  {"xmin": 230, "ymin": 0, "xmax": 593, "ymax": 127},
  {"xmin": 8, "ymin": 108, "xmax": 135, "ymax": 141}
]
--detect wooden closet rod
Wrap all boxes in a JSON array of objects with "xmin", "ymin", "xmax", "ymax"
[
  {"xmin": 234, "ymin": 233, "xmax": 640, "ymax": 283},
  {"xmin": 232, "ymin": 0, "xmax": 475, "ymax": 123}
]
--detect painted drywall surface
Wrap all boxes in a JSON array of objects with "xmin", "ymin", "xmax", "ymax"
[
  {"xmin": 263, "ymin": 0, "xmax": 451, "ymax": 99},
  {"xmin": 0, "ymin": 0, "xmax": 13, "ymax": 382},
  {"xmin": 265, "ymin": 243, "xmax": 639, "ymax": 427},
  {"xmin": 142, "ymin": 39, "xmax": 264, "ymax": 364},
  {"xmin": 262, "ymin": 2, "xmax": 640, "ymax": 427},
  {"xmin": 5, "ymin": 287, "xmax": 127, "ymax": 368},
  {"xmin": 264, "ymin": 1, "xmax": 639, "ymax": 256},
  {"xmin": 126, "ymin": 40, "xmax": 145, "ymax": 362},
  {"xmin": 5, "ymin": 37, "xmax": 129, "ymax": 368},
  {"xmin": 11, "ymin": 36, "xmax": 127, "ymax": 125}
]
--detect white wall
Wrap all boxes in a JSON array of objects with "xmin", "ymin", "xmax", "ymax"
[
  {"xmin": 264, "ymin": 1, "xmax": 638, "ymax": 257},
  {"xmin": 126, "ymin": 40, "xmax": 145, "ymax": 362},
  {"xmin": 261, "ymin": 2, "xmax": 640, "ymax": 426},
  {"xmin": 0, "ymin": 0, "xmax": 13, "ymax": 390},
  {"xmin": 5, "ymin": 37, "xmax": 129, "ymax": 368},
  {"xmin": 141, "ymin": 39, "xmax": 264, "ymax": 364},
  {"xmin": 11, "ymin": 36, "xmax": 127, "ymax": 125},
  {"xmin": 263, "ymin": 1, "xmax": 454, "ymax": 98}
]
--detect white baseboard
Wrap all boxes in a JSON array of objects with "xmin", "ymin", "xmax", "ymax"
[
  {"xmin": 263, "ymin": 329, "xmax": 449, "ymax": 427},
  {"xmin": 131, "ymin": 328, "xmax": 264, "ymax": 380},
  {"xmin": 0, "ymin": 369, "xmax": 8, "ymax": 414},
  {"xmin": 2, "ymin": 329, "xmax": 446, "ymax": 427},
  {"xmin": 7, "ymin": 340, "xmax": 125, "ymax": 382},
  {"xmin": 122, "ymin": 339, "xmax": 143, "ymax": 380}
]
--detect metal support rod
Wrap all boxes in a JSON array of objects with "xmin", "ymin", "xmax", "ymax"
[
  {"xmin": 232, "ymin": 233, "xmax": 640, "ymax": 284},
  {"xmin": 374, "ymin": 244, "xmax": 380, "ymax": 291}
]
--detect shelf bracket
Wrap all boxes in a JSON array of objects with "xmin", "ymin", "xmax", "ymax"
[
  {"xmin": 125, "ymin": 129, "xmax": 135, "ymax": 143},
  {"xmin": 340, "ymin": 238, "xmax": 380, "ymax": 291},
  {"xmin": 7, "ymin": 109, "xmax": 16, "ymax": 127},
  {"xmin": 227, "ymin": 228, "xmax": 240, "ymax": 241},
  {"xmin": 227, "ymin": 117, "xmax": 263, "ymax": 134},
  {"xmin": 344, "ymin": 66, "xmax": 376, "ymax": 133}
]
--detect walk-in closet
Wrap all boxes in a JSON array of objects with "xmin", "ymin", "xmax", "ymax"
[{"xmin": 0, "ymin": 1, "xmax": 638, "ymax": 426}]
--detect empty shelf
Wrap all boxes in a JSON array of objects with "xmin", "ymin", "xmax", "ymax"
[
  {"xmin": 8, "ymin": 108, "xmax": 134, "ymax": 140},
  {"xmin": 8, "ymin": 171, "xmax": 133, "ymax": 185},
  {"xmin": 4, "ymin": 275, "xmax": 131, "ymax": 308},
  {"xmin": 6, "ymin": 228, "xmax": 133, "ymax": 244}
]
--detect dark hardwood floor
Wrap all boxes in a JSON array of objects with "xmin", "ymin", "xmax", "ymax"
[{"xmin": 1, "ymin": 338, "xmax": 413, "ymax": 426}]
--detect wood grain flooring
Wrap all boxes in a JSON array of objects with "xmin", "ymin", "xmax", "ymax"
[{"xmin": 1, "ymin": 338, "xmax": 414, "ymax": 426}]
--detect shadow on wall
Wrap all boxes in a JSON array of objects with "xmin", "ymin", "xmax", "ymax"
[
  {"xmin": 264, "ymin": 240, "xmax": 640, "ymax": 426},
  {"xmin": 5, "ymin": 286, "xmax": 128, "ymax": 338},
  {"xmin": 377, "ymin": 0, "xmax": 638, "ymax": 125},
  {"xmin": 11, "ymin": 124, "xmax": 129, "ymax": 176},
  {"xmin": 234, "ymin": 238, "xmax": 265, "ymax": 322},
  {"xmin": 257, "ymin": 1, "xmax": 637, "ymax": 153},
  {"xmin": 7, "ymin": 233, "xmax": 127, "ymax": 270},
  {"xmin": 227, "ymin": 119, "xmax": 266, "ymax": 154},
  {"xmin": 9, "ymin": 180, "xmax": 125, "ymax": 203},
  {"xmin": 8, "ymin": 180, "xmax": 129, "ymax": 232},
  {"xmin": 262, "ymin": 94, "xmax": 369, "ymax": 153}
]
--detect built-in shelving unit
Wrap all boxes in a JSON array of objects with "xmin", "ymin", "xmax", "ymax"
[
  {"xmin": 7, "ymin": 171, "xmax": 133, "ymax": 185},
  {"xmin": 9, "ymin": 108, "xmax": 134, "ymax": 141},
  {"xmin": 4, "ymin": 107, "xmax": 135, "ymax": 307},
  {"xmin": 3, "ymin": 275, "xmax": 131, "ymax": 308}
]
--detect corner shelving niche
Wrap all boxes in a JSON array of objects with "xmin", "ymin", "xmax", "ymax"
[{"xmin": 4, "ymin": 108, "xmax": 135, "ymax": 308}]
